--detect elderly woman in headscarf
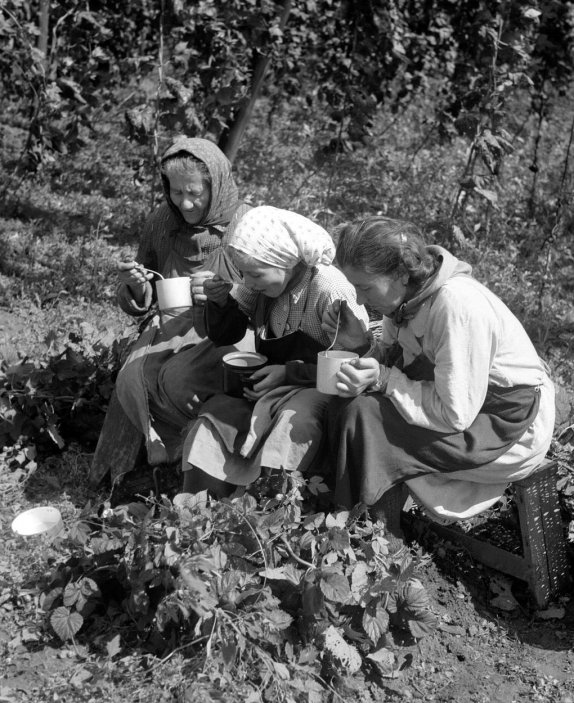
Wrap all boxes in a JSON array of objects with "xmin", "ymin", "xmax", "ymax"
[
  {"xmin": 180, "ymin": 205, "xmax": 369, "ymax": 496},
  {"xmin": 91, "ymin": 137, "xmax": 254, "ymax": 488}
]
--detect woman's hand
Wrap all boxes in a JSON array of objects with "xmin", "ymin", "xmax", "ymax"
[
  {"xmin": 117, "ymin": 261, "xmax": 152, "ymax": 302},
  {"xmin": 204, "ymin": 274, "xmax": 233, "ymax": 307},
  {"xmin": 243, "ymin": 365, "xmax": 287, "ymax": 401},
  {"xmin": 322, "ymin": 299, "xmax": 369, "ymax": 351},
  {"xmin": 335, "ymin": 357, "xmax": 380, "ymax": 397},
  {"xmin": 190, "ymin": 270, "xmax": 215, "ymax": 305}
]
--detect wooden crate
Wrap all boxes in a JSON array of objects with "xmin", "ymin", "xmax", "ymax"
[{"xmin": 402, "ymin": 460, "xmax": 572, "ymax": 608}]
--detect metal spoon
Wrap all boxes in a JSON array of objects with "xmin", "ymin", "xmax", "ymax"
[
  {"xmin": 325, "ymin": 300, "xmax": 345, "ymax": 356},
  {"xmin": 141, "ymin": 266, "xmax": 164, "ymax": 280}
]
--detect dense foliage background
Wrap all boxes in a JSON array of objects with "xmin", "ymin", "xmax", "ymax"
[{"xmin": 1, "ymin": 1, "xmax": 574, "ymax": 700}]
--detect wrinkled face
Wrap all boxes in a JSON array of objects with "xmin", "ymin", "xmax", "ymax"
[
  {"xmin": 342, "ymin": 265, "xmax": 408, "ymax": 316},
  {"xmin": 238, "ymin": 259, "xmax": 293, "ymax": 298},
  {"xmin": 168, "ymin": 172, "xmax": 211, "ymax": 225}
]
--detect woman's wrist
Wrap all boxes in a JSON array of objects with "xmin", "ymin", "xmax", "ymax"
[{"xmin": 367, "ymin": 364, "xmax": 390, "ymax": 393}]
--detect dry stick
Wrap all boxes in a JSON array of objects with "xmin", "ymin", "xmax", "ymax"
[
  {"xmin": 538, "ymin": 108, "xmax": 574, "ymax": 251},
  {"xmin": 400, "ymin": 121, "xmax": 438, "ymax": 179},
  {"xmin": 145, "ymin": 635, "xmax": 209, "ymax": 675},
  {"xmin": 536, "ymin": 109, "xmax": 574, "ymax": 314},
  {"xmin": 451, "ymin": 17, "xmax": 503, "ymax": 229},
  {"xmin": 38, "ymin": 0, "xmax": 49, "ymax": 70},
  {"xmin": 224, "ymin": 0, "xmax": 292, "ymax": 164},
  {"xmin": 279, "ymin": 534, "xmax": 315, "ymax": 570},
  {"xmin": 151, "ymin": 0, "xmax": 165, "ymax": 213},
  {"xmin": 528, "ymin": 93, "xmax": 547, "ymax": 216},
  {"xmin": 557, "ymin": 106, "xmax": 574, "ymax": 206},
  {"xmin": 322, "ymin": 26, "xmax": 358, "ymax": 229}
]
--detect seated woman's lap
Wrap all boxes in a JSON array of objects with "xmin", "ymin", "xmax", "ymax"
[
  {"xmin": 260, "ymin": 388, "xmax": 331, "ymax": 473},
  {"xmin": 155, "ymin": 331, "xmax": 256, "ymax": 420}
]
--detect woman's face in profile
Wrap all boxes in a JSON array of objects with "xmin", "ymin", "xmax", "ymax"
[
  {"xmin": 342, "ymin": 265, "xmax": 408, "ymax": 316},
  {"xmin": 169, "ymin": 172, "xmax": 211, "ymax": 225},
  {"xmin": 238, "ymin": 259, "xmax": 292, "ymax": 298}
]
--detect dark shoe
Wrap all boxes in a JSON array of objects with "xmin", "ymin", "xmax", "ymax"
[
  {"xmin": 153, "ymin": 463, "xmax": 181, "ymax": 499},
  {"xmin": 110, "ymin": 464, "xmax": 159, "ymax": 506}
]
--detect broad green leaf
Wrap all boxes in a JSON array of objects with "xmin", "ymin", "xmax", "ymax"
[
  {"xmin": 63, "ymin": 582, "xmax": 81, "ymax": 608},
  {"xmin": 401, "ymin": 579, "xmax": 430, "ymax": 611},
  {"xmin": 362, "ymin": 603, "xmax": 390, "ymax": 643},
  {"xmin": 367, "ymin": 646, "xmax": 398, "ymax": 678},
  {"xmin": 408, "ymin": 612, "xmax": 438, "ymax": 639},
  {"xmin": 351, "ymin": 561, "xmax": 371, "ymax": 599},
  {"xmin": 299, "ymin": 530, "xmax": 315, "ymax": 550},
  {"xmin": 50, "ymin": 606, "xmax": 83, "ymax": 641},
  {"xmin": 220, "ymin": 640, "xmax": 236, "ymax": 668},
  {"xmin": 68, "ymin": 520, "xmax": 91, "ymax": 545},
  {"xmin": 106, "ymin": 634, "xmax": 121, "ymax": 658},
  {"xmin": 320, "ymin": 573, "xmax": 351, "ymax": 603},
  {"xmin": 47, "ymin": 421, "xmax": 65, "ymax": 449},
  {"xmin": 272, "ymin": 661, "xmax": 290, "ymax": 680},
  {"xmin": 306, "ymin": 476, "xmax": 329, "ymax": 495},
  {"xmin": 89, "ymin": 535, "xmax": 124, "ymax": 554},
  {"xmin": 303, "ymin": 512, "xmax": 325, "ymax": 530},
  {"xmin": 164, "ymin": 541, "xmax": 180, "ymax": 566},
  {"xmin": 327, "ymin": 526, "xmax": 350, "ymax": 551},
  {"xmin": 264, "ymin": 608, "xmax": 293, "ymax": 632},
  {"xmin": 325, "ymin": 511, "xmax": 349, "ymax": 528},
  {"xmin": 474, "ymin": 186, "xmax": 498, "ymax": 206},
  {"xmin": 76, "ymin": 577, "xmax": 101, "ymax": 612},
  {"xmin": 259, "ymin": 564, "xmax": 302, "ymax": 585}
]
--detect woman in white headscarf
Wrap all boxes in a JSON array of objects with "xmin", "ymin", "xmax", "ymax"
[{"xmin": 181, "ymin": 206, "xmax": 369, "ymax": 496}]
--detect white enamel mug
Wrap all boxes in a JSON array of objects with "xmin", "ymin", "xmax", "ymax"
[
  {"xmin": 317, "ymin": 350, "xmax": 359, "ymax": 395},
  {"xmin": 155, "ymin": 276, "xmax": 192, "ymax": 310}
]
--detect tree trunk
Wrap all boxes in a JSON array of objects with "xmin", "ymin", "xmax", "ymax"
[
  {"xmin": 39, "ymin": 0, "xmax": 50, "ymax": 69},
  {"xmin": 222, "ymin": 0, "xmax": 292, "ymax": 164}
]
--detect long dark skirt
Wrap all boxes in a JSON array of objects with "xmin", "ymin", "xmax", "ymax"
[{"xmin": 326, "ymin": 385, "xmax": 540, "ymax": 508}]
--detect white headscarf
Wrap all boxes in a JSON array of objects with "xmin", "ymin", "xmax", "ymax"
[{"xmin": 226, "ymin": 206, "xmax": 335, "ymax": 269}]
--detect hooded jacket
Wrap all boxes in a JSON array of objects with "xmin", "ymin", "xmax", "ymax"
[{"xmin": 375, "ymin": 245, "xmax": 547, "ymax": 433}]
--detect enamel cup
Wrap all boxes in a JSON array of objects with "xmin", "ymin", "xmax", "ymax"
[
  {"xmin": 316, "ymin": 350, "xmax": 359, "ymax": 395},
  {"xmin": 155, "ymin": 276, "xmax": 192, "ymax": 311},
  {"xmin": 222, "ymin": 351, "xmax": 268, "ymax": 398}
]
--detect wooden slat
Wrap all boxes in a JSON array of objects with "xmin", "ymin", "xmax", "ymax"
[
  {"xmin": 515, "ymin": 461, "xmax": 571, "ymax": 606},
  {"xmin": 403, "ymin": 460, "xmax": 572, "ymax": 608}
]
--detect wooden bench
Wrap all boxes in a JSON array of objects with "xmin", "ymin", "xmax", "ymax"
[{"xmin": 402, "ymin": 460, "xmax": 572, "ymax": 608}]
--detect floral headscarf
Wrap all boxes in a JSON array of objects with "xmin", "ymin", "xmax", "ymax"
[
  {"xmin": 227, "ymin": 206, "xmax": 335, "ymax": 269},
  {"xmin": 161, "ymin": 137, "xmax": 239, "ymax": 231}
]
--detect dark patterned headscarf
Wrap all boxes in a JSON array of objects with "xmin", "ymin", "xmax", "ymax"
[{"xmin": 160, "ymin": 137, "xmax": 239, "ymax": 232}]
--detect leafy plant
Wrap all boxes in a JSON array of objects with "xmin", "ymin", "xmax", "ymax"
[
  {"xmin": 40, "ymin": 475, "xmax": 437, "ymax": 698},
  {"xmin": 0, "ymin": 322, "xmax": 133, "ymax": 457}
]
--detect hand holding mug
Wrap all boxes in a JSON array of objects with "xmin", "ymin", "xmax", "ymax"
[
  {"xmin": 335, "ymin": 357, "xmax": 380, "ymax": 396},
  {"xmin": 190, "ymin": 270, "xmax": 215, "ymax": 305},
  {"xmin": 243, "ymin": 365, "xmax": 287, "ymax": 401}
]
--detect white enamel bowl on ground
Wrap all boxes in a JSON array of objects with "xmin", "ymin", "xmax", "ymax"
[{"xmin": 11, "ymin": 506, "xmax": 64, "ymax": 537}]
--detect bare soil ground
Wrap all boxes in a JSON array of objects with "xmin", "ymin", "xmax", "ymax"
[{"xmin": 1, "ymin": 314, "xmax": 573, "ymax": 703}]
